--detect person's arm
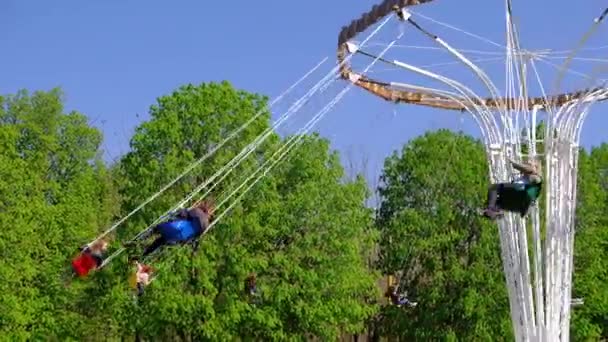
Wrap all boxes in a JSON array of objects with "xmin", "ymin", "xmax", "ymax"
[
  {"xmin": 510, "ymin": 158, "xmax": 538, "ymax": 175},
  {"xmin": 191, "ymin": 238, "xmax": 200, "ymax": 253},
  {"xmin": 174, "ymin": 208, "xmax": 189, "ymax": 219},
  {"xmin": 188, "ymin": 209, "xmax": 210, "ymax": 231}
]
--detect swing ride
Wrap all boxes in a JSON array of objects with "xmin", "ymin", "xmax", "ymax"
[
  {"xmin": 69, "ymin": 0, "xmax": 607, "ymax": 339},
  {"xmin": 73, "ymin": 6, "xmax": 404, "ymax": 284},
  {"xmin": 71, "ymin": 55, "xmax": 336, "ymax": 278},
  {"xmin": 72, "ymin": 37, "xmax": 390, "ymax": 281},
  {"xmin": 337, "ymin": 0, "xmax": 608, "ymax": 341}
]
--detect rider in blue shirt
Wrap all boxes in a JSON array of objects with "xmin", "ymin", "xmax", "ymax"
[{"xmin": 128, "ymin": 200, "xmax": 214, "ymax": 257}]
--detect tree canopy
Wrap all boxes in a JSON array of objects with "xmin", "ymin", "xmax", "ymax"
[
  {"xmin": 571, "ymin": 145, "xmax": 608, "ymax": 340},
  {"xmin": 374, "ymin": 130, "xmax": 512, "ymax": 340},
  {"xmin": 1, "ymin": 84, "xmax": 607, "ymax": 341},
  {"xmin": 0, "ymin": 89, "xmax": 118, "ymax": 340}
]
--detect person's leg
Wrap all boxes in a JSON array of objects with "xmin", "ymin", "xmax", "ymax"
[
  {"xmin": 143, "ymin": 236, "xmax": 167, "ymax": 257},
  {"xmin": 496, "ymin": 183, "xmax": 522, "ymax": 211},
  {"xmin": 390, "ymin": 293, "xmax": 401, "ymax": 305},
  {"xmin": 125, "ymin": 224, "xmax": 165, "ymax": 248},
  {"xmin": 137, "ymin": 282, "xmax": 144, "ymax": 296},
  {"xmin": 188, "ymin": 237, "xmax": 201, "ymax": 254},
  {"xmin": 484, "ymin": 183, "xmax": 528, "ymax": 219},
  {"xmin": 483, "ymin": 184, "xmax": 504, "ymax": 219},
  {"xmin": 517, "ymin": 196, "xmax": 533, "ymax": 217},
  {"xmin": 486, "ymin": 183, "xmax": 500, "ymax": 209},
  {"xmin": 141, "ymin": 223, "xmax": 163, "ymax": 240},
  {"xmin": 92, "ymin": 254, "xmax": 104, "ymax": 268}
]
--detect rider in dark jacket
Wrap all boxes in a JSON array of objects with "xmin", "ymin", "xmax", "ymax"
[{"xmin": 482, "ymin": 158, "xmax": 542, "ymax": 219}]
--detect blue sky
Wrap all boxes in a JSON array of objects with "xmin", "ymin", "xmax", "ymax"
[{"xmin": 2, "ymin": 0, "xmax": 608, "ymax": 184}]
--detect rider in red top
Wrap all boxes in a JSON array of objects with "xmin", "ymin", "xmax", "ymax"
[{"xmin": 71, "ymin": 239, "xmax": 109, "ymax": 277}]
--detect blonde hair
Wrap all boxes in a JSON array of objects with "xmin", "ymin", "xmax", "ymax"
[{"xmin": 90, "ymin": 239, "xmax": 109, "ymax": 253}]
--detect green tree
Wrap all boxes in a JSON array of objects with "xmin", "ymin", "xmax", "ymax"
[
  {"xmin": 109, "ymin": 82, "xmax": 378, "ymax": 340},
  {"xmin": 216, "ymin": 134, "xmax": 379, "ymax": 340},
  {"xmin": 374, "ymin": 129, "xmax": 512, "ymax": 340},
  {"xmin": 98, "ymin": 81, "xmax": 275, "ymax": 340},
  {"xmin": 571, "ymin": 145, "xmax": 608, "ymax": 340},
  {"xmin": 0, "ymin": 89, "xmax": 118, "ymax": 340},
  {"xmin": 117, "ymin": 81, "xmax": 273, "ymax": 236}
]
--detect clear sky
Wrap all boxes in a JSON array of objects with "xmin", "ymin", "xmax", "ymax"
[{"xmin": 2, "ymin": 0, "xmax": 607, "ymax": 184}]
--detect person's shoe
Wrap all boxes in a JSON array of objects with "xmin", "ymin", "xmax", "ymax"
[{"xmin": 479, "ymin": 207, "xmax": 503, "ymax": 219}]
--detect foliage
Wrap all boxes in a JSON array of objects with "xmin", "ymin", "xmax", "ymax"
[
  {"xmin": 0, "ymin": 89, "xmax": 118, "ymax": 340},
  {"xmin": 374, "ymin": 130, "xmax": 512, "ymax": 340},
  {"xmin": 1, "ymin": 84, "xmax": 607, "ymax": 341},
  {"xmin": 107, "ymin": 82, "xmax": 379, "ymax": 340},
  {"xmin": 117, "ymin": 81, "xmax": 274, "ymax": 236},
  {"xmin": 571, "ymin": 146, "xmax": 608, "ymax": 340}
]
